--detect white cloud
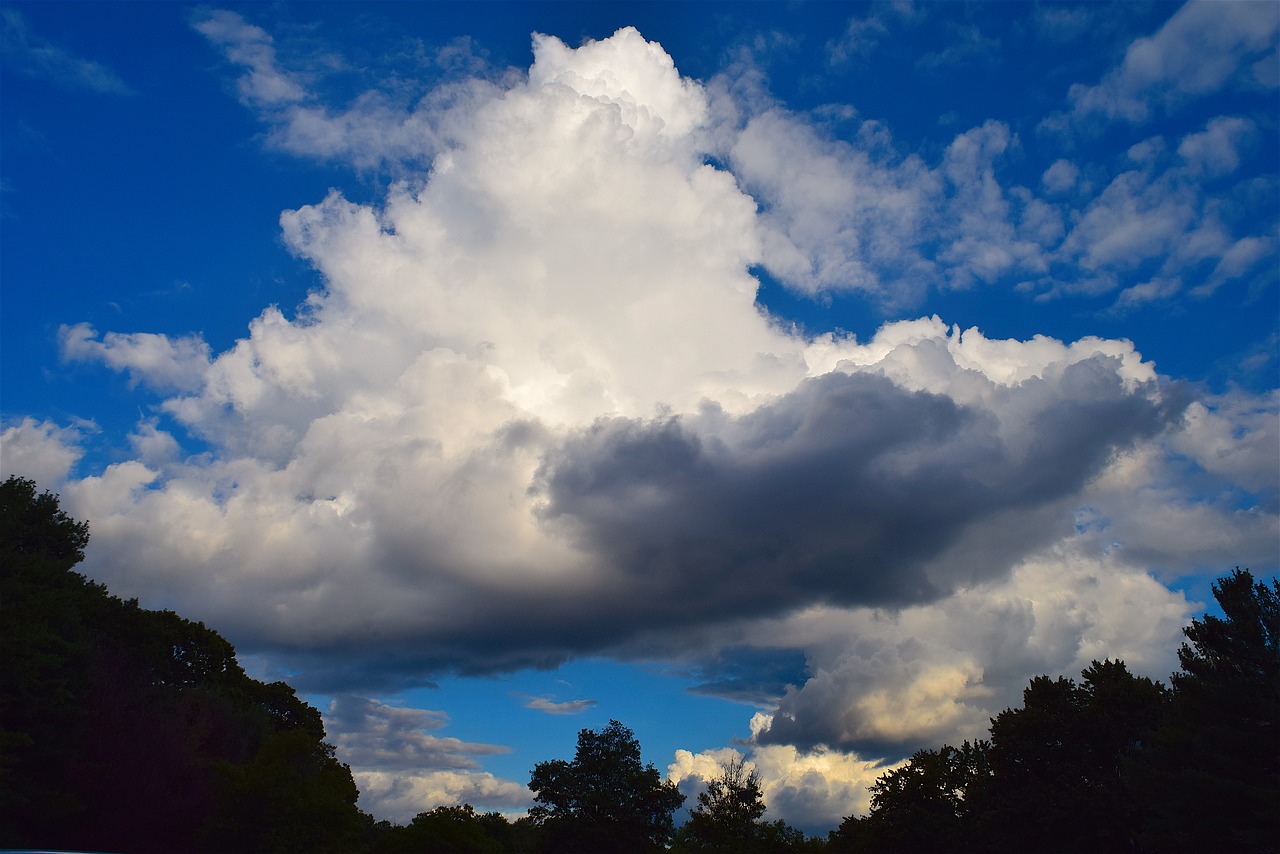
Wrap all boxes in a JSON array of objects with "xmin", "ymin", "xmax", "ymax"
[
  {"xmin": 59, "ymin": 322, "xmax": 212, "ymax": 394},
  {"xmin": 354, "ymin": 769, "xmax": 531, "ymax": 825},
  {"xmin": 192, "ymin": 9, "xmax": 307, "ymax": 106},
  {"xmin": 1066, "ymin": 0, "xmax": 1279, "ymax": 123},
  {"xmin": 520, "ymin": 695, "xmax": 599, "ymax": 715},
  {"xmin": 1041, "ymin": 158, "xmax": 1079, "ymax": 194},
  {"xmin": 1178, "ymin": 116, "xmax": 1256, "ymax": 176},
  {"xmin": 1110, "ymin": 277, "xmax": 1182, "ymax": 312},
  {"xmin": 669, "ymin": 745, "xmax": 889, "ymax": 835},
  {"xmin": 15, "ymin": 26, "xmax": 1274, "ymax": 835},
  {"xmin": 1, "ymin": 418, "xmax": 89, "ymax": 488},
  {"xmin": 740, "ymin": 542, "xmax": 1190, "ymax": 754}
]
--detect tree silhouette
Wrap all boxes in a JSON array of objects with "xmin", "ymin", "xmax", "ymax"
[
  {"xmin": 0, "ymin": 476, "xmax": 369, "ymax": 852},
  {"xmin": 528, "ymin": 719, "xmax": 684, "ymax": 853},
  {"xmin": 675, "ymin": 756, "xmax": 767, "ymax": 852},
  {"xmin": 829, "ymin": 741, "xmax": 990, "ymax": 853},
  {"xmin": 980, "ymin": 660, "xmax": 1167, "ymax": 852},
  {"xmin": 1128, "ymin": 568, "xmax": 1280, "ymax": 852}
]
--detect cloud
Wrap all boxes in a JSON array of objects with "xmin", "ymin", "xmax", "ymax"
[
  {"xmin": 0, "ymin": 9, "xmax": 134, "ymax": 95},
  {"xmin": 1064, "ymin": 1, "xmax": 1279, "ymax": 123},
  {"xmin": 191, "ymin": 8, "xmax": 510, "ymax": 172},
  {"xmin": 10, "ymin": 21, "xmax": 1271, "ymax": 772},
  {"xmin": 1041, "ymin": 159, "xmax": 1079, "ymax": 194},
  {"xmin": 1034, "ymin": 116, "xmax": 1276, "ymax": 302},
  {"xmin": 354, "ymin": 769, "xmax": 531, "ymax": 825},
  {"xmin": 192, "ymin": 9, "xmax": 307, "ymax": 106},
  {"xmin": 668, "ymin": 743, "xmax": 890, "ymax": 835},
  {"xmin": 324, "ymin": 695, "xmax": 527, "ymax": 822},
  {"xmin": 59, "ymin": 323, "xmax": 212, "ymax": 394},
  {"xmin": 744, "ymin": 543, "xmax": 1191, "ymax": 755},
  {"xmin": 0, "ymin": 418, "xmax": 89, "ymax": 488},
  {"xmin": 1178, "ymin": 116, "xmax": 1256, "ymax": 176},
  {"xmin": 327, "ymin": 696, "xmax": 511, "ymax": 772},
  {"xmin": 519, "ymin": 695, "xmax": 599, "ymax": 715},
  {"xmin": 825, "ymin": 12, "xmax": 890, "ymax": 66}
]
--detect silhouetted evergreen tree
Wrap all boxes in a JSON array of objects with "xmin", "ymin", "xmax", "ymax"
[{"xmin": 1128, "ymin": 568, "xmax": 1280, "ymax": 852}]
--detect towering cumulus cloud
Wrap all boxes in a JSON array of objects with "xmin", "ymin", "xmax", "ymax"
[{"xmin": 6, "ymin": 19, "xmax": 1275, "ymax": 829}]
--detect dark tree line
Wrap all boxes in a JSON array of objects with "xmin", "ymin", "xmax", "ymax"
[
  {"xmin": 3, "ymin": 476, "xmax": 1276, "ymax": 852},
  {"xmin": 830, "ymin": 568, "xmax": 1279, "ymax": 853},
  {"xmin": 1, "ymin": 476, "xmax": 369, "ymax": 852}
]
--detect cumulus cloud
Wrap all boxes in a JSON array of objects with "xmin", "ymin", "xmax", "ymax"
[
  {"xmin": 354, "ymin": 769, "xmax": 531, "ymax": 825},
  {"xmin": 745, "ymin": 543, "xmax": 1191, "ymax": 754},
  {"xmin": 5, "ymin": 15, "xmax": 1275, "ymax": 831},
  {"xmin": 59, "ymin": 323, "xmax": 212, "ymax": 394},
  {"xmin": 669, "ymin": 745, "xmax": 888, "ymax": 835},
  {"xmin": 3, "ymin": 24, "xmax": 1265, "ymax": 700},
  {"xmin": 1032, "ymin": 115, "xmax": 1276, "ymax": 302},
  {"xmin": 0, "ymin": 418, "xmax": 89, "ymax": 488}
]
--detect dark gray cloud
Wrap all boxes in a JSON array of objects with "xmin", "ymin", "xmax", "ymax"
[{"xmin": 534, "ymin": 361, "xmax": 1172, "ymax": 624}]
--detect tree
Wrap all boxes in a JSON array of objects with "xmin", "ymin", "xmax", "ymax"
[
  {"xmin": 1128, "ymin": 569, "xmax": 1280, "ymax": 852},
  {"xmin": 0, "ymin": 476, "xmax": 369, "ymax": 852},
  {"xmin": 829, "ymin": 741, "xmax": 990, "ymax": 853},
  {"xmin": 528, "ymin": 720, "xmax": 685, "ymax": 852},
  {"xmin": 979, "ymin": 660, "xmax": 1167, "ymax": 852},
  {"xmin": 832, "ymin": 660, "xmax": 1167, "ymax": 853},
  {"xmin": 675, "ymin": 756, "xmax": 767, "ymax": 852}
]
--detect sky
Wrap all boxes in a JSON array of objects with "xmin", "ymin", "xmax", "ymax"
[{"xmin": 2, "ymin": 0, "xmax": 1277, "ymax": 835}]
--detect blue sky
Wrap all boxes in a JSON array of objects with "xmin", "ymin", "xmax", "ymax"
[{"xmin": 2, "ymin": 0, "xmax": 1277, "ymax": 833}]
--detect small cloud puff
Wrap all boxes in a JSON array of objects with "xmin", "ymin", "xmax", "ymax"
[{"xmin": 519, "ymin": 695, "xmax": 599, "ymax": 715}]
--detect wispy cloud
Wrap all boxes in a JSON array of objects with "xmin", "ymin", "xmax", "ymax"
[
  {"xmin": 1063, "ymin": 0, "xmax": 1279, "ymax": 123},
  {"xmin": 0, "ymin": 9, "xmax": 134, "ymax": 95},
  {"xmin": 519, "ymin": 694, "xmax": 599, "ymax": 715}
]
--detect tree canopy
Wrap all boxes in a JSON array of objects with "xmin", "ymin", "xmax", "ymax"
[
  {"xmin": 528, "ymin": 719, "xmax": 685, "ymax": 852},
  {"xmin": 0, "ymin": 476, "xmax": 369, "ymax": 852},
  {"xmin": 831, "ymin": 569, "xmax": 1278, "ymax": 854}
]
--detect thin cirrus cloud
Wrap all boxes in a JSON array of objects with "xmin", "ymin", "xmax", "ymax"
[
  {"xmin": 2, "ymin": 3, "xmax": 1276, "ymax": 832},
  {"xmin": 0, "ymin": 8, "xmax": 134, "ymax": 95}
]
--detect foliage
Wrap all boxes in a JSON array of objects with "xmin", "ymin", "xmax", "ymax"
[
  {"xmin": 0, "ymin": 476, "xmax": 368, "ymax": 852},
  {"xmin": 675, "ymin": 756, "xmax": 767, "ymax": 852},
  {"xmin": 1127, "ymin": 568, "xmax": 1280, "ymax": 852},
  {"xmin": 835, "ymin": 569, "xmax": 1279, "ymax": 853},
  {"xmin": 829, "ymin": 741, "xmax": 991, "ymax": 853},
  {"xmin": 980, "ymin": 660, "xmax": 1168, "ymax": 852},
  {"xmin": 674, "ymin": 756, "xmax": 819, "ymax": 853},
  {"xmin": 528, "ymin": 719, "xmax": 685, "ymax": 852}
]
